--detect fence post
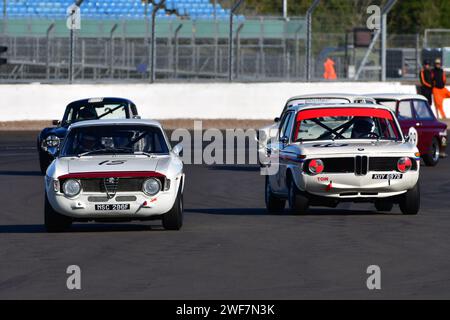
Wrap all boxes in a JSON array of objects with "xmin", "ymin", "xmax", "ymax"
[
  {"xmin": 173, "ymin": 23, "xmax": 183, "ymax": 78},
  {"xmin": 235, "ymin": 23, "xmax": 244, "ymax": 79},
  {"xmin": 109, "ymin": 23, "xmax": 118, "ymax": 79},
  {"xmin": 150, "ymin": 0, "xmax": 166, "ymax": 84},
  {"xmin": 46, "ymin": 23, "xmax": 55, "ymax": 80},
  {"xmin": 2, "ymin": 0, "xmax": 7, "ymax": 35},
  {"xmin": 416, "ymin": 33, "xmax": 420, "ymax": 77},
  {"xmin": 305, "ymin": 0, "xmax": 320, "ymax": 81},
  {"xmin": 380, "ymin": 0, "xmax": 397, "ymax": 81},
  {"xmin": 228, "ymin": 0, "xmax": 244, "ymax": 82},
  {"xmin": 294, "ymin": 22, "xmax": 303, "ymax": 79}
]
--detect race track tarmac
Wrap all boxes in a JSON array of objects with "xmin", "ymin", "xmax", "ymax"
[{"xmin": 0, "ymin": 131, "xmax": 449, "ymax": 299}]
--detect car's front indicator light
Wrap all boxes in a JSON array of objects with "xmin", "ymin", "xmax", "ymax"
[
  {"xmin": 53, "ymin": 180, "xmax": 60, "ymax": 192},
  {"xmin": 308, "ymin": 159, "xmax": 324, "ymax": 175},
  {"xmin": 397, "ymin": 157, "xmax": 412, "ymax": 173}
]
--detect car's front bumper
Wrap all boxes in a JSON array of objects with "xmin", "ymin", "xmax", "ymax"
[
  {"xmin": 47, "ymin": 188, "xmax": 178, "ymax": 219},
  {"xmin": 297, "ymin": 170, "xmax": 419, "ymax": 199}
]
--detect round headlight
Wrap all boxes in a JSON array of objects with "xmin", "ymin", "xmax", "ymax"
[
  {"xmin": 62, "ymin": 179, "xmax": 81, "ymax": 197},
  {"xmin": 43, "ymin": 135, "xmax": 60, "ymax": 148},
  {"xmin": 308, "ymin": 159, "xmax": 324, "ymax": 175},
  {"xmin": 142, "ymin": 178, "xmax": 161, "ymax": 196},
  {"xmin": 397, "ymin": 157, "xmax": 412, "ymax": 173}
]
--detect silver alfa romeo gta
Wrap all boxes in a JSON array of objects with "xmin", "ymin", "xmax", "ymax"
[
  {"xmin": 265, "ymin": 103, "xmax": 421, "ymax": 215},
  {"xmin": 44, "ymin": 119, "xmax": 184, "ymax": 232}
]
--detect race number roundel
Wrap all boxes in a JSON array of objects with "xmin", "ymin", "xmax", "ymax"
[{"xmin": 408, "ymin": 127, "xmax": 418, "ymax": 146}]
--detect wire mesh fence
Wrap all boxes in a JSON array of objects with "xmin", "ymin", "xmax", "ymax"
[{"xmin": 0, "ymin": 8, "xmax": 448, "ymax": 83}]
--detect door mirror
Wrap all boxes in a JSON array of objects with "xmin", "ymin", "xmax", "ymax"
[
  {"xmin": 280, "ymin": 136, "xmax": 289, "ymax": 145},
  {"xmin": 52, "ymin": 120, "xmax": 60, "ymax": 126},
  {"xmin": 172, "ymin": 143, "xmax": 183, "ymax": 157},
  {"xmin": 274, "ymin": 117, "xmax": 280, "ymax": 123}
]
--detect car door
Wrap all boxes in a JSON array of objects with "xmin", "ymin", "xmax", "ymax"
[
  {"xmin": 277, "ymin": 112, "xmax": 296, "ymax": 194},
  {"xmin": 397, "ymin": 99, "xmax": 418, "ymax": 141},
  {"xmin": 268, "ymin": 111, "xmax": 293, "ymax": 192},
  {"xmin": 412, "ymin": 99, "xmax": 436, "ymax": 154}
]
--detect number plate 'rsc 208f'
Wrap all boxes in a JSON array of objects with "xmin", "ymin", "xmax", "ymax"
[{"xmin": 95, "ymin": 204, "xmax": 130, "ymax": 211}]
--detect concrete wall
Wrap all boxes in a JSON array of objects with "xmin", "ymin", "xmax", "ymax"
[{"xmin": 0, "ymin": 82, "xmax": 435, "ymax": 121}]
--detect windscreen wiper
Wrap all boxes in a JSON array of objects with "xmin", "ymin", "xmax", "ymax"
[{"xmin": 78, "ymin": 147, "xmax": 132, "ymax": 157}]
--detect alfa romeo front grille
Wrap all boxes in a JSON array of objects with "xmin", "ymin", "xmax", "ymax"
[{"xmin": 81, "ymin": 178, "xmax": 146, "ymax": 193}]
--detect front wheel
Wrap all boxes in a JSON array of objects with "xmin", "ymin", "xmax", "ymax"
[
  {"xmin": 423, "ymin": 138, "xmax": 440, "ymax": 166},
  {"xmin": 399, "ymin": 183, "xmax": 420, "ymax": 215},
  {"xmin": 287, "ymin": 179, "xmax": 309, "ymax": 215},
  {"xmin": 265, "ymin": 176, "xmax": 285, "ymax": 213},
  {"xmin": 39, "ymin": 152, "xmax": 52, "ymax": 175},
  {"xmin": 44, "ymin": 194, "xmax": 72, "ymax": 232},
  {"xmin": 162, "ymin": 188, "xmax": 184, "ymax": 230}
]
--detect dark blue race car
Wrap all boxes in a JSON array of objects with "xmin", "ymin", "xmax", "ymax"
[{"xmin": 37, "ymin": 97, "xmax": 139, "ymax": 174}]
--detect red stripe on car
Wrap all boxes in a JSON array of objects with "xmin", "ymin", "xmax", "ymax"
[
  {"xmin": 296, "ymin": 107, "xmax": 394, "ymax": 121},
  {"xmin": 58, "ymin": 171, "xmax": 165, "ymax": 179}
]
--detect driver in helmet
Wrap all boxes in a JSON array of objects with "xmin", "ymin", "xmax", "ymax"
[
  {"xmin": 351, "ymin": 117, "xmax": 376, "ymax": 138},
  {"xmin": 77, "ymin": 133, "xmax": 98, "ymax": 154}
]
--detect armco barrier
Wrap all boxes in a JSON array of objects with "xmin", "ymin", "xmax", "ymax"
[{"xmin": 0, "ymin": 82, "xmax": 424, "ymax": 121}]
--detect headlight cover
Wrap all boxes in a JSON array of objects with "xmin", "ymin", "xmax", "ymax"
[
  {"xmin": 62, "ymin": 179, "xmax": 81, "ymax": 197},
  {"xmin": 142, "ymin": 178, "xmax": 162, "ymax": 196},
  {"xmin": 308, "ymin": 159, "xmax": 324, "ymax": 175},
  {"xmin": 397, "ymin": 157, "xmax": 412, "ymax": 173},
  {"xmin": 42, "ymin": 135, "xmax": 60, "ymax": 150}
]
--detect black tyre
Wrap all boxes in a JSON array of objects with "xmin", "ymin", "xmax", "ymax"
[
  {"xmin": 399, "ymin": 183, "xmax": 420, "ymax": 215},
  {"xmin": 265, "ymin": 176, "xmax": 285, "ymax": 213},
  {"xmin": 162, "ymin": 185, "xmax": 184, "ymax": 230},
  {"xmin": 422, "ymin": 138, "xmax": 440, "ymax": 167},
  {"xmin": 39, "ymin": 152, "xmax": 51, "ymax": 175},
  {"xmin": 45, "ymin": 194, "xmax": 72, "ymax": 232},
  {"xmin": 374, "ymin": 199, "xmax": 394, "ymax": 212},
  {"xmin": 287, "ymin": 178, "xmax": 309, "ymax": 214}
]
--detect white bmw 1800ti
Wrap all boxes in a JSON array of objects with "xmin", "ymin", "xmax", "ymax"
[
  {"xmin": 44, "ymin": 119, "xmax": 184, "ymax": 232},
  {"xmin": 265, "ymin": 103, "xmax": 421, "ymax": 215}
]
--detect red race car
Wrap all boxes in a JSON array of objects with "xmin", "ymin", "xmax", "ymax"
[{"xmin": 370, "ymin": 94, "xmax": 447, "ymax": 166}]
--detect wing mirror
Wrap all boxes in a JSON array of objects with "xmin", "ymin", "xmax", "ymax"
[
  {"xmin": 52, "ymin": 120, "xmax": 60, "ymax": 126},
  {"xmin": 280, "ymin": 136, "xmax": 289, "ymax": 145},
  {"xmin": 172, "ymin": 143, "xmax": 183, "ymax": 157},
  {"xmin": 274, "ymin": 117, "xmax": 280, "ymax": 123}
]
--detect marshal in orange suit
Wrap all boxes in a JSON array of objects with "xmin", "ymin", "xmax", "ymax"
[{"xmin": 432, "ymin": 58, "xmax": 450, "ymax": 119}]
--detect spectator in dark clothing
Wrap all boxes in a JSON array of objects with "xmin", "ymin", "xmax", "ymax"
[
  {"xmin": 432, "ymin": 58, "xmax": 450, "ymax": 119},
  {"xmin": 419, "ymin": 59, "xmax": 433, "ymax": 104}
]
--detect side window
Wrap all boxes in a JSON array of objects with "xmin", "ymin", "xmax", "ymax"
[
  {"xmin": 412, "ymin": 100, "xmax": 434, "ymax": 120},
  {"xmin": 398, "ymin": 101, "xmax": 413, "ymax": 120},
  {"xmin": 285, "ymin": 112, "xmax": 296, "ymax": 141},
  {"xmin": 279, "ymin": 112, "xmax": 293, "ymax": 139}
]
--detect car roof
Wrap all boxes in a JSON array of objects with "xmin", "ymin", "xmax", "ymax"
[
  {"xmin": 68, "ymin": 118, "xmax": 163, "ymax": 129},
  {"xmin": 368, "ymin": 93, "xmax": 427, "ymax": 101},
  {"xmin": 67, "ymin": 97, "xmax": 135, "ymax": 106},
  {"xmin": 286, "ymin": 93, "xmax": 376, "ymax": 103},
  {"xmin": 287, "ymin": 103, "xmax": 393, "ymax": 113}
]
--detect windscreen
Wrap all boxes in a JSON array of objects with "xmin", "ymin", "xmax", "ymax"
[
  {"xmin": 293, "ymin": 108, "xmax": 401, "ymax": 142},
  {"xmin": 63, "ymin": 103, "xmax": 129, "ymax": 124},
  {"xmin": 61, "ymin": 125, "xmax": 169, "ymax": 157},
  {"xmin": 287, "ymin": 98, "xmax": 351, "ymax": 108},
  {"xmin": 375, "ymin": 99, "xmax": 397, "ymax": 112}
]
